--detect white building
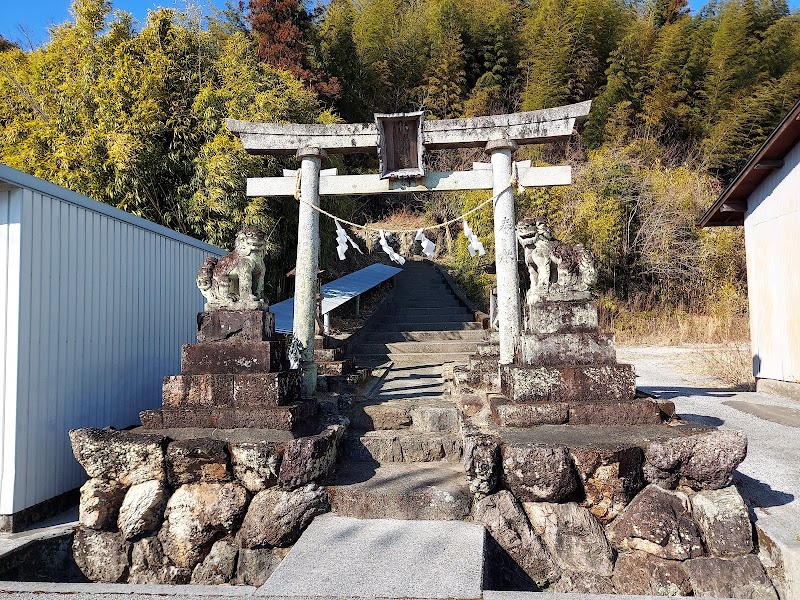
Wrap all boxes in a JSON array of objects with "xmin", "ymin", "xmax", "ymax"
[
  {"xmin": 700, "ymin": 99, "xmax": 800, "ymax": 399},
  {"xmin": 0, "ymin": 164, "xmax": 223, "ymax": 530}
]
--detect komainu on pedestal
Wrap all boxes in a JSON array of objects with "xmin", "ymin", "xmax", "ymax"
[
  {"xmin": 492, "ymin": 218, "xmax": 660, "ymax": 427},
  {"xmin": 141, "ymin": 228, "xmax": 315, "ymax": 431}
]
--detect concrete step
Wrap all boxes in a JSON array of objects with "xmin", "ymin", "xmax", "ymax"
[
  {"xmin": 375, "ymin": 316, "xmax": 477, "ymax": 328},
  {"xmin": 354, "ymin": 340, "xmax": 480, "ymax": 355},
  {"xmin": 349, "ymin": 399, "xmax": 459, "ymax": 432},
  {"xmin": 394, "ymin": 285, "xmax": 452, "ymax": 294},
  {"xmin": 352, "ymin": 352, "xmax": 474, "ymax": 366},
  {"xmin": 258, "ymin": 514, "xmax": 485, "ymax": 598},
  {"xmin": 327, "ymin": 462, "xmax": 472, "ymax": 520},
  {"xmin": 361, "ymin": 329, "xmax": 486, "ymax": 342},
  {"xmin": 374, "ymin": 321, "xmax": 482, "ymax": 332},
  {"xmin": 394, "ymin": 298, "xmax": 464, "ymax": 308},
  {"xmin": 388, "ymin": 307, "xmax": 474, "ymax": 317},
  {"xmin": 342, "ymin": 429, "xmax": 463, "ymax": 463}
]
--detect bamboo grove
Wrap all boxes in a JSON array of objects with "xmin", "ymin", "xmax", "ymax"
[{"xmin": 1, "ymin": 0, "xmax": 798, "ymax": 324}]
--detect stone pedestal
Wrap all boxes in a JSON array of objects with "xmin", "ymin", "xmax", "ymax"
[
  {"xmin": 496, "ymin": 295, "xmax": 659, "ymax": 428},
  {"xmin": 141, "ymin": 309, "xmax": 315, "ymax": 431}
]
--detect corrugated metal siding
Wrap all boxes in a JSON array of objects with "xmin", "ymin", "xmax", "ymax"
[
  {"xmin": 744, "ymin": 140, "xmax": 800, "ymax": 384},
  {"xmin": 2, "ymin": 184, "xmax": 222, "ymax": 513},
  {"xmin": 0, "ymin": 188, "xmax": 22, "ymax": 513}
]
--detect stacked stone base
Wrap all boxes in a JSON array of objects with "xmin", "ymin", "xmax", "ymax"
[
  {"xmin": 142, "ymin": 310, "xmax": 315, "ymax": 431},
  {"xmin": 494, "ymin": 297, "xmax": 663, "ymax": 427}
]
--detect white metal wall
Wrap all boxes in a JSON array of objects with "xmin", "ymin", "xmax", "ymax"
[
  {"xmin": 744, "ymin": 141, "xmax": 800, "ymax": 384},
  {"xmin": 0, "ymin": 166, "xmax": 223, "ymax": 514}
]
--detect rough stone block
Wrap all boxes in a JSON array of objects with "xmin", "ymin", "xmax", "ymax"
[
  {"xmin": 69, "ymin": 428, "xmax": 166, "ymax": 485},
  {"xmin": 236, "ymin": 547, "xmax": 287, "ymax": 586},
  {"xmin": 314, "ymin": 347, "xmax": 343, "ymax": 362},
  {"xmin": 474, "ymin": 490, "xmax": 559, "ymax": 587},
  {"xmin": 233, "ymin": 371, "xmax": 301, "ymax": 406},
  {"xmin": 606, "ymin": 484, "xmax": 703, "ymax": 560},
  {"xmin": 527, "ymin": 299, "xmax": 599, "ymax": 334},
  {"xmin": 117, "ymin": 480, "xmax": 168, "ymax": 540},
  {"xmin": 317, "ymin": 359, "xmax": 355, "ymax": 376},
  {"xmin": 72, "ymin": 527, "xmax": 131, "ymax": 583},
  {"xmin": 501, "ymin": 443, "xmax": 578, "ymax": 502},
  {"xmin": 691, "ymin": 486, "xmax": 753, "ymax": 557},
  {"xmin": 190, "ymin": 537, "xmax": 239, "ymax": 584},
  {"xmin": 181, "ymin": 340, "xmax": 286, "ymax": 375},
  {"xmin": 644, "ymin": 429, "xmax": 748, "ymax": 490},
  {"xmin": 612, "ymin": 550, "xmax": 692, "ymax": 595},
  {"xmin": 139, "ymin": 410, "xmax": 163, "ymax": 429},
  {"xmin": 568, "ymin": 400, "xmax": 663, "ymax": 426},
  {"xmin": 162, "ymin": 374, "xmax": 234, "ymax": 408},
  {"xmin": 524, "ymin": 501, "xmax": 614, "ymax": 576},
  {"xmin": 278, "ymin": 427, "xmax": 342, "ymax": 489},
  {"xmin": 492, "ymin": 399, "xmax": 569, "ymax": 427},
  {"xmin": 159, "ymin": 481, "xmax": 249, "ymax": 570},
  {"xmin": 166, "ymin": 438, "xmax": 231, "ymax": 485},
  {"xmin": 197, "ymin": 309, "xmax": 275, "ymax": 342},
  {"xmin": 570, "ymin": 444, "xmax": 644, "ymax": 524},
  {"xmin": 682, "ymin": 555, "xmax": 778, "ymax": 600},
  {"xmin": 238, "ymin": 483, "xmax": 329, "ymax": 548},
  {"xmin": 155, "ymin": 401, "xmax": 316, "ymax": 430},
  {"xmin": 517, "ymin": 332, "xmax": 616, "ymax": 366},
  {"xmin": 79, "ymin": 478, "xmax": 127, "ymax": 530},
  {"xmin": 463, "ymin": 433, "xmax": 501, "ymax": 496},
  {"xmin": 229, "ymin": 440, "xmax": 285, "ymax": 492},
  {"xmin": 501, "ymin": 363, "xmax": 636, "ymax": 403}
]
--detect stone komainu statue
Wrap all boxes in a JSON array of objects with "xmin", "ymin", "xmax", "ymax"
[
  {"xmin": 197, "ymin": 228, "xmax": 268, "ymax": 311},
  {"xmin": 515, "ymin": 217, "xmax": 597, "ymax": 303}
]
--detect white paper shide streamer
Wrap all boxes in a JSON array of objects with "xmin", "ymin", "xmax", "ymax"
[
  {"xmin": 379, "ymin": 229, "xmax": 406, "ymax": 265},
  {"xmin": 334, "ymin": 220, "xmax": 364, "ymax": 260},
  {"xmin": 415, "ymin": 229, "xmax": 436, "ymax": 258},
  {"xmin": 463, "ymin": 220, "xmax": 486, "ymax": 257}
]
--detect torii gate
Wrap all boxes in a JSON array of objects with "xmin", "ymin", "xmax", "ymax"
[{"xmin": 227, "ymin": 101, "xmax": 591, "ymax": 397}]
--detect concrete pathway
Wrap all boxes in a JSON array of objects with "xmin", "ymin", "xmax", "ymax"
[
  {"xmin": 257, "ymin": 514, "xmax": 485, "ymax": 598},
  {"xmin": 0, "ymin": 506, "xmax": 78, "ymax": 559},
  {"xmin": 619, "ymin": 345, "xmax": 800, "ymax": 600}
]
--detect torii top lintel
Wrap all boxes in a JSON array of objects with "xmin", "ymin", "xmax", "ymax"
[{"xmin": 226, "ymin": 100, "xmax": 591, "ymax": 156}]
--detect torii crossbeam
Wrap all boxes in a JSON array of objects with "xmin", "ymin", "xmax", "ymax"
[{"xmin": 227, "ymin": 100, "xmax": 591, "ymax": 397}]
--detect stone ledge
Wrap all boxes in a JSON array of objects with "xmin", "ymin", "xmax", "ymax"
[
  {"xmin": 517, "ymin": 332, "xmax": 616, "ymax": 366},
  {"xmin": 141, "ymin": 402, "xmax": 317, "ymax": 431},
  {"xmin": 197, "ymin": 309, "xmax": 275, "ymax": 343},
  {"xmin": 501, "ymin": 363, "xmax": 636, "ymax": 403},
  {"xmin": 527, "ymin": 299, "xmax": 599, "ymax": 334},
  {"xmin": 490, "ymin": 397, "xmax": 662, "ymax": 427},
  {"xmin": 162, "ymin": 372, "xmax": 301, "ymax": 408},
  {"xmin": 181, "ymin": 341, "xmax": 287, "ymax": 375}
]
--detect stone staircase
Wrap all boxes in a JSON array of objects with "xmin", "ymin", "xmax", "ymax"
[
  {"xmin": 328, "ymin": 259, "xmax": 483, "ymax": 521},
  {"xmin": 348, "ymin": 260, "xmax": 484, "ymax": 366}
]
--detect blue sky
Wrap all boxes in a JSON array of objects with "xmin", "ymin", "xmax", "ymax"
[
  {"xmin": 0, "ymin": 0, "xmax": 224, "ymax": 48},
  {"xmin": 2, "ymin": 0, "xmax": 800, "ymax": 48}
]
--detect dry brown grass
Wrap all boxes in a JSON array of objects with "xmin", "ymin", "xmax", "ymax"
[
  {"xmin": 691, "ymin": 344, "xmax": 756, "ymax": 390},
  {"xmin": 606, "ymin": 309, "xmax": 750, "ymax": 345}
]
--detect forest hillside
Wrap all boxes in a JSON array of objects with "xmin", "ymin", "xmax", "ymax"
[{"xmin": 1, "ymin": 0, "xmax": 799, "ymax": 347}]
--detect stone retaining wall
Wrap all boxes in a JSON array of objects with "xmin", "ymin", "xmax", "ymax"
[
  {"xmin": 68, "ymin": 425, "xmax": 343, "ymax": 585},
  {"xmin": 465, "ymin": 427, "xmax": 778, "ymax": 597}
]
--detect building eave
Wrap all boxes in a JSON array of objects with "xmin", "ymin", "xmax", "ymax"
[{"xmin": 699, "ymin": 98, "xmax": 800, "ymax": 228}]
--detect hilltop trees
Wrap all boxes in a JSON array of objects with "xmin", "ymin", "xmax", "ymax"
[{"xmin": 2, "ymin": 0, "xmax": 800, "ymax": 314}]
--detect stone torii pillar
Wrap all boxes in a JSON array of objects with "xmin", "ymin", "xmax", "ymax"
[
  {"xmin": 226, "ymin": 100, "xmax": 592, "ymax": 394},
  {"xmin": 294, "ymin": 146, "xmax": 326, "ymax": 398},
  {"xmin": 487, "ymin": 139, "xmax": 521, "ymax": 364}
]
